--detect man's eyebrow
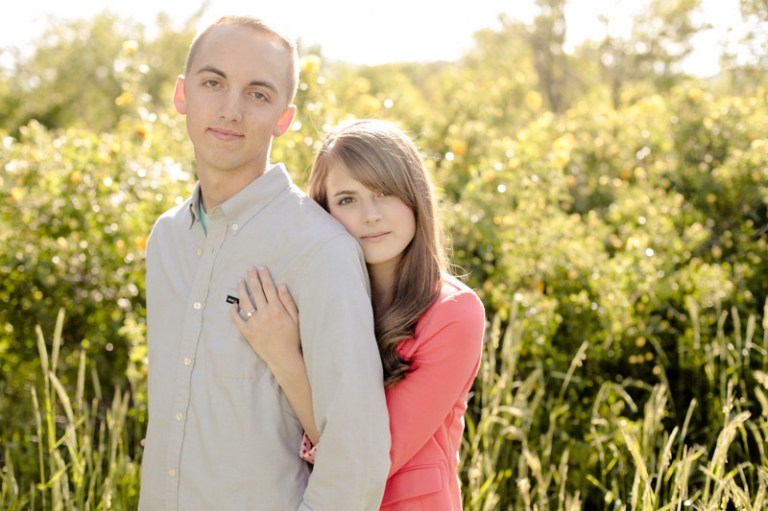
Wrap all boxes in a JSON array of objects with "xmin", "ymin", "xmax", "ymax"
[
  {"xmin": 195, "ymin": 65, "xmax": 279, "ymax": 94},
  {"xmin": 195, "ymin": 65, "xmax": 226, "ymax": 78},
  {"xmin": 248, "ymin": 80, "xmax": 279, "ymax": 94}
]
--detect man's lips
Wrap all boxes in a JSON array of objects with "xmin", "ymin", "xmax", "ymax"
[{"xmin": 208, "ymin": 127, "xmax": 244, "ymax": 141}]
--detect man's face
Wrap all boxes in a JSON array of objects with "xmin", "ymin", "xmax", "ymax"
[{"xmin": 173, "ymin": 24, "xmax": 295, "ymax": 177}]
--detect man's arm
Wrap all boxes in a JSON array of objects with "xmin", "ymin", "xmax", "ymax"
[{"xmin": 294, "ymin": 234, "xmax": 390, "ymax": 510}]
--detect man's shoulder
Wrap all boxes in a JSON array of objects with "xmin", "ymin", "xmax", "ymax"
[
  {"xmin": 146, "ymin": 198, "xmax": 193, "ymax": 254},
  {"xmin": 275, "ymin": 184, "xmax": 350, "ymax": 240},
  {"xmin": 153, "ymin": 198, "xmax": 192, "ymax": 228}
]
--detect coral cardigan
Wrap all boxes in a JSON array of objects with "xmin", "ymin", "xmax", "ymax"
[{"xmin": 380, "ymin": 274, "xmax": 485, "ymax": 510}]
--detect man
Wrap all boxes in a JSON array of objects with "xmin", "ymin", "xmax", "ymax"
[{"xmin": 138, "ymin": 16, "xmax": 390, "ymax": 510}]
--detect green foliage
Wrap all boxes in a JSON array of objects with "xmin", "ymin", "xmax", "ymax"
[
  {"xmin": 1, "ymin": 6, "xmax": 768, "ymax": 509},
  {"xmin": 1, "ymin": 311, "xmax": 143, "ymax": 509},
  {"xmin": 575, "ymin": 0, "xmax": 708, "ymax": 105},
  {"xmin": 461, "ymin": 303, "xmax": 768, "ymax": 510},
  {"xmin": 0, "ymin": 10, "xmax": 198, "ymax": 136},
  {"xmin": 0, "ymin": 66, "xmax": 193, "ymax": 440}
]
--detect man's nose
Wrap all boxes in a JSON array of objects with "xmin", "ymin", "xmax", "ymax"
[{"xmin": 219, "ymin": 91, "xmax": 243, "ymax": 122}]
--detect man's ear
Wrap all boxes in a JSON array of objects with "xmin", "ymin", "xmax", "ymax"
[
  {"xmin": 173, "ymin": 76, "xmax": 187, "ymax": 114},
  {"xmin": 272, "ymin": 105, "xmax": 297, "ymax": 137}
]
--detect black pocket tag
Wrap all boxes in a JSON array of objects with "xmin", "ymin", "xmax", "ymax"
[{"xmin": 226, "ymin": 295, "xmax": 239, "ymax": 304}]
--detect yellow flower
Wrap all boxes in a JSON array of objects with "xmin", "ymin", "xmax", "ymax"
[
  {"xmin": 135, "ymin": 234, "xmax": 149, "ymax": 250},
  {"xmin": 122, "ymin": 40, "xmax": 139, "ymax": 56},
  {"xmin": 300, "ymin": 55, "xmax": 321, "ymax": 74},
  {"xmin": 525, "ymin": 90, "xmax": 542, "ymax": 111},
  {"xmin": 687, "ymin": 87, "xmax": 703, "ymax": 100},
  {"xmin": 449, "ymin": 138, "xmax": 468, "ymax": 156},
  {"xmin": 115, "ymin": 92, "xmax": 134, "ymax": 107}
]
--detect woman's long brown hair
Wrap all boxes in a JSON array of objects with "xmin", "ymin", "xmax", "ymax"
[{"xmin": 308, "ymin": 119, "xmax": 447, "ymax": 388}]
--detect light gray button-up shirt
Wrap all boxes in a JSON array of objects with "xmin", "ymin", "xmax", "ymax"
[{"xmin": 138, "ymin": 164, "xmax": 390, "ymax": 510}]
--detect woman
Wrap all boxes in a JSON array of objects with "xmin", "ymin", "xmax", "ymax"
[{"xmin": 230, "ymin": 119, "xmax": 485, "ymax": 509}]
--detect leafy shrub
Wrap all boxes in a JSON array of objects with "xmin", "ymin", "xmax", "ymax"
[{"xmin": 1, "ymin": 17, "xmax": 767, "ymax": 509}]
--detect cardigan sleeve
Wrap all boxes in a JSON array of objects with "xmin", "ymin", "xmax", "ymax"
[{"xmin": 385, "ymin": 286, "xmax": 485, "ymax": 476}]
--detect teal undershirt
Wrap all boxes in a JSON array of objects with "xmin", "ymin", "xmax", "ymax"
[{"xmin": 198, "ymin": 200, "xmax": 209, "ymax": 235}]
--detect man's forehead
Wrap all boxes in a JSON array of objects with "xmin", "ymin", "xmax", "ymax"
[
  {"xmin": 187, "ymin": 23, "xmax": 294, "ymax": 105},
  {"xmin": 192, "ymin": 25, "xmax": 285, "ymax": 67}
]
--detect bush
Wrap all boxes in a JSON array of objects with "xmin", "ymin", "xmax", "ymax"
[{"xmin": 1, "ymin": 25, "xmax": 768, "ymax": 509}]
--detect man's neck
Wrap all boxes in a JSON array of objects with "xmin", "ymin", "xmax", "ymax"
[{"xmin": 198, "ymin": 165, "xmax": 269, "ymax": 212}]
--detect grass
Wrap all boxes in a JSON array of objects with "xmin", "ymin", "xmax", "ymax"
[
  {"xmin": 2, "ymin": 300, "xmax": 767, "ymax": 510},
  {"xmin": 1, "ymin": 308, "xmax": 142, "ymax": 510},
  {"xmin": 459, "ymin": 298, "xmax": 768, "ymax": 510}
]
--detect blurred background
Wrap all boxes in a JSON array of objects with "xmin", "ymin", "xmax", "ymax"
[
  {"xmin": 0, "ymin": 0, "xmax": 749, "ymax": 75},
  {"xmin": 1, "ymin": 0, "xmax": 767, "ymax": 509}
]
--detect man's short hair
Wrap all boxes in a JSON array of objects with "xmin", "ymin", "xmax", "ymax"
[{"xmin": 184, "ymin": 16, "xmax": 300, "ymax": 106}]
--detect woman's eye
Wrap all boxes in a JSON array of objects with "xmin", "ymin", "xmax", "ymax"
[{"xmin": 338, "ymin": 197, "xmax": 353, "ymax": 205}]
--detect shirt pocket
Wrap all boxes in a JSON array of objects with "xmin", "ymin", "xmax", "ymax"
[
  {"xmin": 204, "ymin": 286, "xmax": 268, "ymax": 380},
  {"xmin": 381, "ymin": 463, "xmax": 451, "ymax": 509}
]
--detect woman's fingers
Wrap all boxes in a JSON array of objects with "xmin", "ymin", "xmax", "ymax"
[
  {"xmin": 257, "ymin": 267, "xmax": 280, "ymax": 303},
  {"xmin": 278, "ymin": 284, "xmax": 299, "ymax": 325},
  {"xmin": 230, "ymin": 303, "xmax": 248, "ymax": 334},
  {"xmin": 236, "ymin": 276, "xmax": 256, "ymax": 318},
  {"xmin": 236, "ymin": 266, "xmax": 296, "ymax": 325},
  {"xmin": 247, "ymin": 266, "xmax": 268, "ymax": 309}
]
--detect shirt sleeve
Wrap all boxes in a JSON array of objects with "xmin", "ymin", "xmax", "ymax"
[
  {"xmin": 385, "ymin": 288, "xmax": 486, "ymax": 477},
  {"xmin": 294, "ymin": 234, "xmax": 391, "ymax": 510}
]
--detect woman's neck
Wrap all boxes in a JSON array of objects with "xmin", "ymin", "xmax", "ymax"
[{"xmin": 368, "ymin": 261, "xmax": 398, "ymax": 318}]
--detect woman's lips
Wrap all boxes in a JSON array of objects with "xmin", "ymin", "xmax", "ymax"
[{"xmin": 361, "ymin": 232, "xmax": 390, "ymax": 242}]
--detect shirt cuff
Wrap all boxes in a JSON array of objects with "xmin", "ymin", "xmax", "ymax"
[{"xmin": 300, "ymin": 432, "xmax": 318, "ymax": 464}]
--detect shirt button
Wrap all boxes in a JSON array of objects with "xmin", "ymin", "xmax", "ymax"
[
  {"xmin": 232, "ymin": 224, "xmax": 239, "ymax": 232},
  {"xmin": 196, "ymin": 248, "xmax": 203, "ymax": 256},
  {"xmin": 175, "ymin": 412, "xmax": 184, "ymax": 421},
  {"xmin": 169, "ymin": 469, "xmax": 176, "ymax": 477},
  {"xmin": 193, "ymin": 302, "xmax": 202, "ymax": 310},
  {"xmin": 184, "ymin": 357, "xmax": 192, "ymax": 366}
]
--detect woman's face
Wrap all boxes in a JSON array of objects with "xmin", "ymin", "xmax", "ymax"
[{"xmin": 324, "ymin": 164, "xmax": 416, "ymax": 272}]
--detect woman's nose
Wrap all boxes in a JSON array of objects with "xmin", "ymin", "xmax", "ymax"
[{"xmin": 363, "ymin": 201, "xmax": 382, "ymax": 223}]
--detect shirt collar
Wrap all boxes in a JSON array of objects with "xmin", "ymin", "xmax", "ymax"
[
  {"xmin": 186, "ymin": 164, "xmax": 293, "ymax": 233},
  {"xmin": 187, "ymin": 184, "xmax": 203, "ymax": 229}
]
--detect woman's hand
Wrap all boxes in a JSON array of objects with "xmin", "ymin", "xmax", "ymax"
[
  {"xmin": 230, "ymin": 266, "xmax": 302, "ymax": 373},
  {"xmin": 230, "ymin": 266, "xmax": 320, "ymax": 444}
]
